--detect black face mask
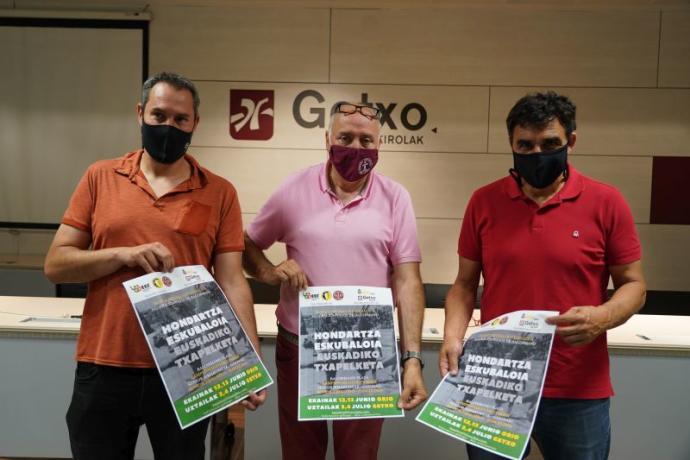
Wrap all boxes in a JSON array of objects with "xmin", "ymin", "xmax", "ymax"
[
  {"xmin": 141, "ymin": 121, "xmax": 192, "ymax": 164},
  {"xmin": 510, "ymin": 144, "xmax": 569, "ymax": 189}
]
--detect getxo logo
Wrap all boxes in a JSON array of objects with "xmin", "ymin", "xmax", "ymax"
[{"xmin": 229, "ymin": 90, "xmax": 275, "ymax": 140}]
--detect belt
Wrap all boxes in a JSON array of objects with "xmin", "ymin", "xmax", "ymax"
[{"xmin": 277, "ymin": 323, "xmax": 299, "ymax": 346}]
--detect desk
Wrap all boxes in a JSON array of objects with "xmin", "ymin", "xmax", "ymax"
[{"xmin": 1, "ymin": 297, "xmax": 689, "ymax": 459}]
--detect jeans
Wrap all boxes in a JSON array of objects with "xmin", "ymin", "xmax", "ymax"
[
  {"xmin": 467, "ymin": 397, "xmax": 611, "ymax": 460},
  {"xmin": 66, "ymin": 362, "xmax": 209, "ymax": 460}
]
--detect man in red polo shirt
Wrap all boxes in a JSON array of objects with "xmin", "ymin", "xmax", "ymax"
[
  {"xmin": 44, "ymin": 72, "xmax": 265, "ymax": 460},
  {"xmin": 440, "ymin": 92, "xmax": 646, "ymax": 460}
]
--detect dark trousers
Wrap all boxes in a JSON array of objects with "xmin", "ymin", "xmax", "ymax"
[
  {"xmin": 467, "ymin": 397, "xmax": 611, "ymax": 460},
  {"xmin": 66, "ymin": 362, "xmax": 209, "ymax": 460},
  {"xmin": 276, "ymin": 333, "xmax": 384, "ymax": 460}
]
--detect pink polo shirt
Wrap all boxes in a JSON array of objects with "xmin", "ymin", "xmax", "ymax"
[
  {"xmin": 247, "ymin": 163, "xmax": 422, "ymax": 334},
  {"xmin": 459, "ymin": 167, "xmax": 641, "ymax": 399}
]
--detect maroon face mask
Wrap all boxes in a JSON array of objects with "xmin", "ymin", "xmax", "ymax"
[{"xmin": 328, "ymin": 145, "xmax": 379, "ymax": 182}]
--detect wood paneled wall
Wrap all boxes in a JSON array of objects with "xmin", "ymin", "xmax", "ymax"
[{"xmin": 5, "ymin": 3, "xmax": 689, "ymax": 293}]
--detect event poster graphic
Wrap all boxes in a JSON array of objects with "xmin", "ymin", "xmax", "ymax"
[
  {"xmin": 416, "ymin": 310, "xmax": 557, "ymax": 460},
  {"xmin": 298, "ymin": 286, "xmax": 403, "ymax": 421},
  {"xmin": 123, "ymin": 265, "xmax": 273, "ymax": 428}
]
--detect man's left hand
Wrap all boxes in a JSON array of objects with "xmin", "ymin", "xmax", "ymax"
[
  {"xmin": 546, "ymin": 306, "xmax": 611, "ymax": 346},
  {"xmin": 241, "ymin": 389, "xmax": 267, "ymax": 411},
  {"xmin": 398, "ymin": 359, "xmax": 428, "ymax": 410}
]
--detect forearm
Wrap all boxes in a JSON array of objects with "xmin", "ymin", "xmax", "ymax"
[
  {"xmin": 600, "ymin": 280, "xmax": 646, "ymax": 329},
  {"xmin": 44, "ymin": 246, "xmax": 124, "ymax": 284},
  {"xmin": 444, "ymin": 282, "xmax": 476, "ymax": 343},
  {"xmin": 394, "ymin": 269, "xmax": 425, "ymax": 353},
  {"xmin": 242, "ymin": 233, "xmax": 278, "ymax": 284},
  {"xmin": 220, "ymin": 275, "xmax": 261, "ymax": 353}
]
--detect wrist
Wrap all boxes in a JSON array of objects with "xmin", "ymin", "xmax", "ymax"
[
  {"xmin": 400, "ymin": 350, "xmax": 424, "ymax": 369},
  {"xmin": 258, "ymin": 264, "xmax": 280, "ymax": 285}
]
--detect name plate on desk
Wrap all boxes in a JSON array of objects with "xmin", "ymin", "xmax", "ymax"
[
  {"xmin": 298, "ymin": 286, "xmax": 403, "ymax": 420},
  {"xmin": 123, "ymin": 265, "xmax": 273, "ymax": 428}
]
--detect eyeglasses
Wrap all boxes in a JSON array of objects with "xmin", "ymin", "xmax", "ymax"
[{"xmin": 334, "ymin": 103, "xmax": 381, "ymax": 120}]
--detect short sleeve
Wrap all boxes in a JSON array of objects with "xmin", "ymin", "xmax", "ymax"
[
  {"xmin": 390, "ymin": 187, "xmax": 422, "ymax": 265},
  {"xmin": 604, "ymin": 189, "xmax": 641, "ymax": 265},
  {"xmin": 215, "ymin": 183, "xmax": 245, "ymax": 254},
  {"xmin": 62, "ymin": 165, "xmax": 95, "ymax": 233},
  {"xmin": 246, "ymin": 187, "xmax": 285, "ymax": 251},
  {"xmin": 458, "ymin": 192, "xmax": 482, "ymax": 262}
]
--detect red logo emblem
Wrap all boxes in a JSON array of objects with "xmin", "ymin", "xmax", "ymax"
[
  {"xmin": 229, "ymin": 90, "xmax": 274, "ymax": 140},
  {"xmin": 333, "ymin": 290, "xmax": 344, "ymax": 300}
]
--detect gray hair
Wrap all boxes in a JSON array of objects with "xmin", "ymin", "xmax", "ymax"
[{"xmin": 141, "ymin": 72, "xmax": 200, "ymax": 116}]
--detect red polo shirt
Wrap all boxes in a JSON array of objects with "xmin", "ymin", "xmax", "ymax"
[
  {"xmin": 459, "ymin": 167, "xmax": 641, "ymax": 398},
  {"xmin": 62, "ymin": 150, "xmax": 244, "ymax": 367}
]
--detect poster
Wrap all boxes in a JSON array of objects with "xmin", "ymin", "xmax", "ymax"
[
  {"xmin": 416, "ymin": 310, "xmax": 557, "ymax": 460},
  {"xmin": 123, "ymin": 265, "xmax": 273, "ymax": 428},
  {"xmin": 298, "ymin": 286, "xmax": 403, "ymax": 421}
]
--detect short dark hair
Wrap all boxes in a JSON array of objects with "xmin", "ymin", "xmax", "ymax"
[
  {"xmin": 141, "ymin": 72, "xmax": 200, "ymax": 117},
  {"xmin": 506, "ymin": 91, "xmax": 576, "ymax": 141}
]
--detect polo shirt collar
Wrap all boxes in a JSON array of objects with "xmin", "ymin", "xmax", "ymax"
[
  {"xmin": 319, "ymin": 161, "xmax": 375, "ymax": 200},
  {"xmin": 114, "ymin": 149, "xmax": 208, "ymax": 191},
  {"xmin": 504, "ymin": 165, "xmax": 584, "ymax": 203}
]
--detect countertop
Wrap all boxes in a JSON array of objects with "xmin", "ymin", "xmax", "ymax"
[{"xmin": 1, "ymin": 296, "xmax": 688, "ymax": 355}]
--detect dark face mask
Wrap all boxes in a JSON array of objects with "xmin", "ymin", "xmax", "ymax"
[
  {"xmin": 510, "ymin": 144, "xmax": 569, "ymax": 189},
  {"xmin": 328, "ymin": 145, "xmax": 379, "ymax": 182},
  {"xmin": 141, "ymin": 121, "xmax": 192, "ymax": 164}
]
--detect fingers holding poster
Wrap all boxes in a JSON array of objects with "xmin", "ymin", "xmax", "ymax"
[
  {"xmin": 298, "ymin": 286, "xmax": 403, "ymax": 420},
  {"xmin": 416, "ymin": 310, "xmax": 557, "ymax": 460},
  {"xmin": 123, "ymin": 265, "xmax": 273, "ymax": 428}
]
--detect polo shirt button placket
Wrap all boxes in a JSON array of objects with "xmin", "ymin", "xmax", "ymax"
[
  {"xmin": 531, "ymin": 209, "xmax": 544, "ymax": 233},
  {"xmin": 335, "ymin": 206, "xmax": 346, "ymax": 223}
]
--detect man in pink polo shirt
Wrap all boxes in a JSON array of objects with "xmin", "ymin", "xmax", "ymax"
[
  {"xmin": 243, "ymin": 102, "xmax": 428, "ymax": 460},
  {"xmin": 440, "ymin": 92, "xmax": 646, "ymax": 460}
]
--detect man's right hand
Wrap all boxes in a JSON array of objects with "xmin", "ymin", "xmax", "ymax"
[
  {"xmin": 439, "ymin": 337, "xmax": 463, "ymax": 377},
  {"xmin": 269, "ymin": 259, "xmax": 308, "ymax": 290},
  {"xmin": 117, "ymin": 242, "xmax": 175, "ymax": 273}
]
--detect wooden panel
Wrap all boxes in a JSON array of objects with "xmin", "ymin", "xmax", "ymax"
[
  {"xmin": 195, "ymin": 148, "xmax": 506, "ymax": 218},
  {"xmin": 488, "ymin": 87, "xmax": 690, "ymax": 156},
  {"xmin": 377, "ymin": 153, "xmax": 506, "ymax": 219},
  {"xmin": 650, "ymin": 156, "xmax": 690, "ymax": 224},
  {"xmin": 331, "ymin": 8, "xmax": 659, "ymax": 87},
  {"xmin": 569, "ymin": 155, "xmax": 652, "ymax": 224},
  {"xmin": 638, "ymin": 224, "xmax": 690, "ymax": 291},
  {"xmin": 417, "ymin": 218, "xmax": 461, "ymax": 284},
  {"xmin": 194, "ymin": 147, "xmax": 324, "ymax": 214},
  {"xmin": 0, "ymin": 229, "xmax": 55, "ymax": 257},
  {"xmin": 659, "ymin": 10, "xmax": 690, "ymax": 88},
  {"xmin": 199, "ymin": 146, "xmax": 650, "ymax": 223},
  {"xmin": 192, "ymin": 82, "xmax": 489, "ymax": 153},
  {"xmin": 149, "ymin": 6, "xmax": 330, "ymax": 82}
]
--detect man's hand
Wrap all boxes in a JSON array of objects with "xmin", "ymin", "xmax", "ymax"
[
  {"xmin": 270, "ymin": 259, "xmax": 308, "ymax": 290},
  {"xmin": 116, "ymin": 242, "xmax": 174, "ymax": 273},
  {"xmin": 398, "ymin": 359, "xmax": 428, "ymax": 410},
  {"xmin": 546, "ymin": 306, "xmax": 612, "ymax": 346},
  {"xmin": 439, "ymin": 336, "xmax": 463, "ymax": 377},
  {"xmin": 241, "ymin": 389, "xmax": 267, "ymax": 411}
]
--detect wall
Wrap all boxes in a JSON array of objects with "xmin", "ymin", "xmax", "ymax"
[{"xmin": 1, "ymin": 1, "xmax": 689, "ymax": 293}]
